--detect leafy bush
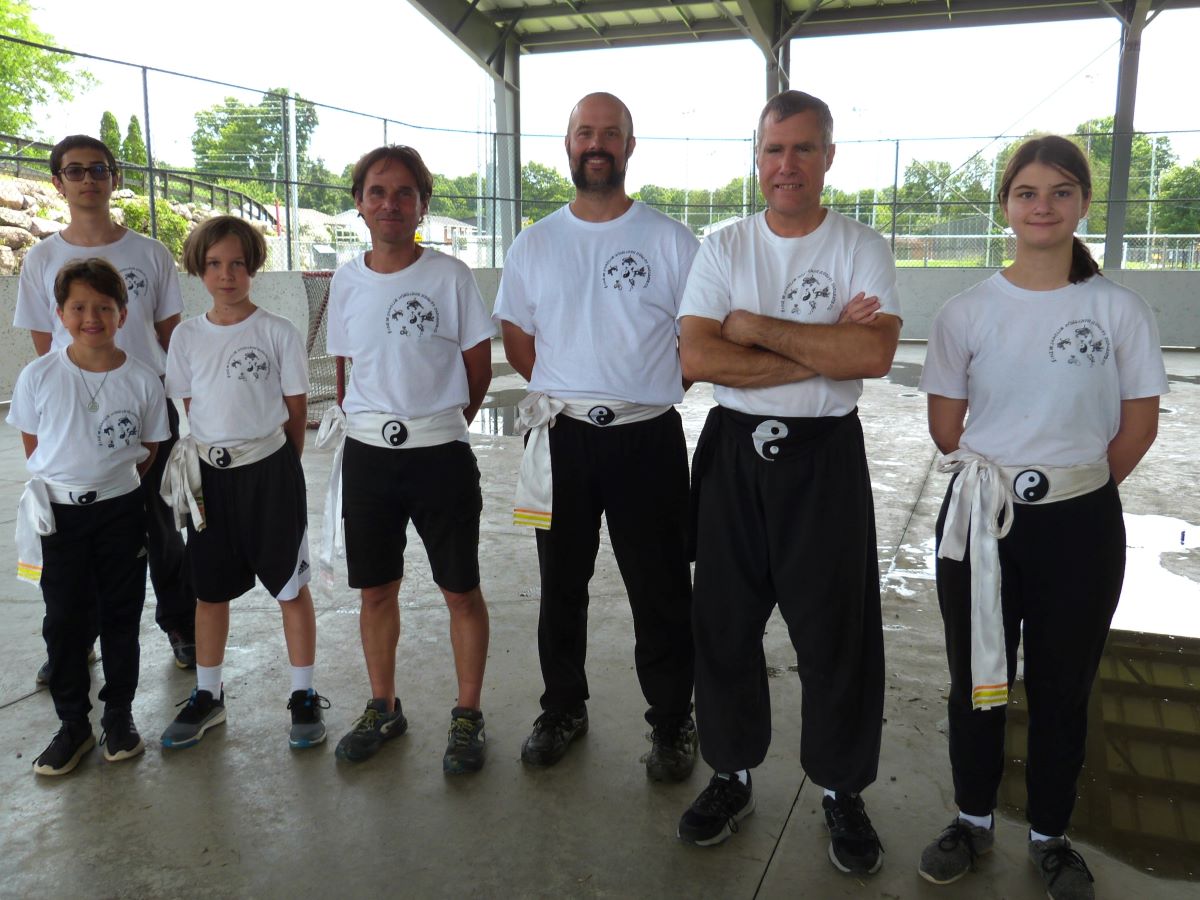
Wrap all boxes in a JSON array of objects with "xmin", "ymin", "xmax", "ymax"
[{"xmin": 114, "ymin": 197, "xmax": 189, "ymax": 261}]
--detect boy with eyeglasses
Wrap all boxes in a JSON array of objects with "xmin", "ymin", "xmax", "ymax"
[{"xmin": 14, "ymin": 134, "xmax": 195, "ymax": 681}]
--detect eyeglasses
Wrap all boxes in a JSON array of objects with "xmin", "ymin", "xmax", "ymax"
[{"xmin": 57, "ymin": 164, "xmax": 115, "ymax": 182}]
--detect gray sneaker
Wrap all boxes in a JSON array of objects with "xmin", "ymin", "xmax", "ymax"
[
  {"xmin": 335, "ymin": 698, "xmax": 407, "ymax": 762},
  {"xmin": 287, "ymin": 689, "xmax": 330, "ymax": 749},
  {"xmin": 442, "ymin": 707, "xmax": 486, "ymax": 775},
  {"xmin": 161, "ymin": 689, "xmax": 227, "ymax": 749},
  {"xmin": 1028, "ymin": 836, "xmax": 1095, "ymax": 900},
  {"xmin": 918, "ymin": 818, "xmax": 995, "ymax": 885}
]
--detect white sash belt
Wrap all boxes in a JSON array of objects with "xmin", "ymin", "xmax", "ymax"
[
  {"xmin": 196, "ymin": 429, "xmax": 286, "ymax": 470},
  {"xmin": 17, "ymin": 470, "xmax": 139, "ymax": 584},
  {"xmin": 937, "ymin": 450, "xmax": 1110, "ymax": 710},
  {"xmin": 316, "ymin": 406, "xmax": 468, "ymax": 577},
  {"xmin": 513, "ymin": 395, "xmax": 671, "ymax": 530},
  {"xmin": 160, "ymin": 430, "xmax": 287, "ymax": 533}
]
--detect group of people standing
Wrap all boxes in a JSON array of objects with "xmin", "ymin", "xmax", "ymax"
[{"xmin": 11, "ymin": 87, "xmax": 1166, "ymax": 900}]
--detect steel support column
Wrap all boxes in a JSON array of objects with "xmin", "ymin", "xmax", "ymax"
[
  {"xmin": 492, "ymin": 38, "xmax": 521, "ymax": 257},
  {"xmin": 1103, "ymin": 0, "xmax": 1151, "ymax": 269}
]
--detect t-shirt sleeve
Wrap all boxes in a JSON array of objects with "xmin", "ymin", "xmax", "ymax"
[
  {"xmin": 142, "ymin": 374, "xmax": 171, "ymax": 443},
  {"xmin": 164, "ymin": 327, "xmax": 193, "ymax": 399},
  {"xmin": 277, "ymin": 319, "xmax": 312, "ymax": 396},
  {"xmin": 152, "ymin": 244, "xmax": 185, "ymax": 321},
  {"xmin": 919, "ymin": 299, "xmax": 970, "ymax": 399},
  {"xmin": 677, "ymin": 237, "xmax": 730, "ymax": 323},
  {"xmin": 325, "ymin": 271, "xmax": 350, "ymax": 357},
  {"xmin": 1115, "ymin": 295, "xmax": 1169, "ymax": 400},
  {"xmin": 457, "ymin": 266, "xmax": 497, "ymax": 349},
  {"xmin": 492, "ymin": 239, "xmax": 534, "ymax": 334},
  {"xmin": 6, "ymin": 364, "xmax": 39, "ymax": 433},
  {"xmin": 849, "ymin": 232, "xmax": 902, "ymax": 319},
  {"xmin": 14, "ymin": 251, "xmax": 53, "ymax": 331}
]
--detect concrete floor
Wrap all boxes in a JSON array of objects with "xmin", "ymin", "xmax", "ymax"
[{"xmin": 0, "ymin": 342, "xmax": 1196, "ymax": 899}]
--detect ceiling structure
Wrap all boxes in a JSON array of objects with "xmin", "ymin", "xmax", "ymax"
[{"xmin": 408, "ymin": 0, "xmax": 1199, "ymax": 261}]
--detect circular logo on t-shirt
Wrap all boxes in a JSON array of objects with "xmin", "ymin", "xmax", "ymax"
[
  {"xmin": 121, "ymin": 267, "xmax": 149, "ymax": 301},
  {"xmin": 601, "ymin": 251, "xmax": 651, "ymax": 292},
  {"xmin": 225, "ymin": 347, "xmax": 271, "ymax": 382},
  {"xmin": 781, "ymin": 270, "xmax": 836, "ymax": 317},
  {"xmin": 1048, "ymin": 319, "xmax": 1110, "ymax": 368},
  {"xmin": 385, "ymin": 293, "xmax": 440, "ymax": 338},
  {"xmin": 97, "ymin": 411, "xmax": 141, "ymax": 449}
]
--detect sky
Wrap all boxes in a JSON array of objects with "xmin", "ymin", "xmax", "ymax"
[{"xmin": 20, "ymin": 1, "xmax": 1200, "ymax": 195}]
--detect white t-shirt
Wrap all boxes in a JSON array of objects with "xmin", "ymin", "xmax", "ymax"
[
  {"xmin": 679, "ymin": 210, "xmax": 901, "ymax": 417},
  {"xmin": 14, "ymin": 229, "xmax": 184, "ymax": 376},
  {"xmin": 166, "ymin": 308, "xmax": 310, "ymax": 446},
  {"xmin": 919, "ymin": 272, "xmax": 1169, "ymax": 466},
  {"xmin": 326, "ymin": 248, "xmax": 495, "ymax": 418},
  {"xmin": 7, "ymin": 350, "xmax": 170, "ymax": 488},
  {"xmin": 493, "ymin": 201, "xmax": 699, "ymax": 405}
]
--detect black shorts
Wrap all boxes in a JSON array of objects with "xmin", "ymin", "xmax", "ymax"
[
  {"xmin": 341, "ymin": 438, "xmax": 482, "ymax": 593},
  {"xmin": 186, "ymin": 443, "xmax": 310, "ymax": 603}
]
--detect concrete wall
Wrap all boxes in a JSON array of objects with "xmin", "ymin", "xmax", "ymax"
[{"xmin": 1, "ymin": 267, "xmax": 1195, "ymax": 399}]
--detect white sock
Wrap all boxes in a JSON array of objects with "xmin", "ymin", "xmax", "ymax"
[
  {"xmin": 824, "ymin": 788, "xmax": 836, "ymax": 799},
  {"xmin": 734, "ymin": 769, "xmax": 749, "ymax": 785},
  {"xmin": 1030, "ymin": 828, "xmax": 1061, "ymax": 844},
  {"xmin": 196, "ymin": 664, "xmax": 222, "ymax": 696},
  {"xmin": 959, "ymin": 811, "xmax": 993, "ymax": 829},
  {"xmin": 290, "ymin": 665, "xmax": 314, "ymax": 694}
]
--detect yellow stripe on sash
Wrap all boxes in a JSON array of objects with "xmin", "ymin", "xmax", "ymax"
[
  {"xmin": 513, "ymin": 508, "xmax": 552, "ymax": 530},
  {"xmin": 17, "ymin": 561, "xmax": 42, "ymax": 584},
  {"xmin": 972, "ymin": 684, "xmax": 1009, "ymax": 709}
]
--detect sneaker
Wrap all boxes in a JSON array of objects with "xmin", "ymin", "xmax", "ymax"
[
  {"xmin": 443, "ymin": 706, "xmax": 486, "ymax": 775},
  {"xmin": 918, "ymin": 818, "xmax": 995, "ymax": 885},
  {"xmin": 99, "ymin": 709, "xmax": 145, "ymax": 762},
  {"xmin": 35, "ymin": 645, "xmax": 98, "ymax": 685},
  {"xmin": 287, "ymin": 689, "xmax": 330, "ymax": 749},
  {"xmin": 167, "ymin": 630, "xmax": 197, "ymax": 669},
  {"xmin": 1028, "ymin": 835, "xmax": 1095, "ymax": 900},
  {"xmin": 334, "ymin": 698, "xmax": 407, "ymax": 762},
  {"xmin": 823, "ymin": 792, "xmax": 884, "ymax": 875},
  {"xmin": 677, "ymin": 772, "xmax": 755, "ymax": 846},
  {"xmin": 520, "ymin": 707, "xmax": 588, "ymax": 767},
  {"xmin": 32, "ymin": 720, "xmax": 95, "ymax": 776},
  {"xmin": 643, "ymin": 716, "xmax": 698, "ymax": 782},
  {"xmin": 160, "ymin": 689, "xmax": 227, "ymax": 749}
]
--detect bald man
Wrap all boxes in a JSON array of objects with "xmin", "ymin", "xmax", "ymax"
[{"xmin": 494, "ymin": 93, "xmax": 699, "ymax": 779}]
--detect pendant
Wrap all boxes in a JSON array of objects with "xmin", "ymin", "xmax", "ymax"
[{"xmin": 87, "ymin": 400, "xmax": 99, "ymax": 413}]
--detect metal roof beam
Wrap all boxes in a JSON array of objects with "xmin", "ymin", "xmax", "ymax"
[
  {"xmin": 487, "ymin": 0, "xmax": 709, "ymax": 22},
  {"xmin": 407, "ymin": 0, "xmax": 518, "ymax": 87}
]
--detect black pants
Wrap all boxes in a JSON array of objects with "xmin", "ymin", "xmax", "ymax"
[
  {"xmin": 691, "ymin": 407, "xmax": 884, "ymax": 791},
  {"xmin": 936, "ymin": 478, "xmax": 1125, "ymax": 836},
  {"xmin": 534, "ymin": 409, "xmax": 694, "ymax": 727},
  {"xmin": 142, "ymin": 400, "xmax": 194, "ymax": 635},
  {"xmin": 41, "ymin": 490, "xmax": 148, "ymax": 721}
]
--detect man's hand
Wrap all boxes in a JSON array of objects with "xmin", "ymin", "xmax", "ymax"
[
  {"xmin": 720, "ymin": 309, "xmax": 761, "ymax": 347},
  {"xmin": 838, "ymin": 292, "xmax": 880, "ymax": 324},
  {"xmin": 721, "ymin": 292, "xmax": 880, "ymax": 349}
]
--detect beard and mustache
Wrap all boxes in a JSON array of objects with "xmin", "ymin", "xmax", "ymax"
[{"xmin": 571, "ymin": 150, "xmax": 626, "ymax": 192}]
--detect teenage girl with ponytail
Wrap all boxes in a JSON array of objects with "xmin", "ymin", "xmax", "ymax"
[{"xmin": 916, "ymin": 135, "xmax": 1168, "ymax": 899}]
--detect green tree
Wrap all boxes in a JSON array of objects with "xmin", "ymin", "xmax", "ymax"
[
  {"xmin": 521, "ymin": 161, "xmax": 571, "ymax": 222},
  {"xmin": 1156, "ymin": 161, "xmax": 1200, "ymax": 235},
  {"xmin": 99, "ymin": 111, "xmax": 121, "ymax": 159},
  {"xmin": 120, "ymin": 115, "xmax": 148, "ymax": 191},
  {"xmin": 191, "ymin": 89, "xmax": 318, "ymax": 192},
  {"xmin": 113, "ymin": 197, "xmax": 189, "ymax": 260},
  {"xmin": 430, "ymin": 172, "xmax": 482, "ymax": 222},
  {"xmin": 0, "ymin": 1, "xmax": 92, "ymax": 137},
  {"xmin": 1074, "ymin": 117, "xmax": 1175, "ymax": 235},
  {"xmin": 298, "ymin": 157, "xmax": 348, "ymax": 215}
]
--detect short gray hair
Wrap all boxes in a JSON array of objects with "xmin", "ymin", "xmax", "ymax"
[{"xmin": 756, "ymin": 91, "xmax": 834, "ymax": 149}]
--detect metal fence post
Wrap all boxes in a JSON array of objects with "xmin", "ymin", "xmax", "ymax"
[
  {"xmin": 890, "ymin": 139, "xmax": 900, "ymax": 252},
  {"xmin": 142, "ymin": 67, "xmax": 157, "ymax": 238}
]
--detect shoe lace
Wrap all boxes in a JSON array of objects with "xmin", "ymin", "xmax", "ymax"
[
  {"xmin": 693, "ymin": 777, "xmax": 747, "ymax": 833},
  {"xmin": 1040, "ymin": 844, "xmax": 1094, "ymax": 887},
  {"xmin": 827, "ymin": 795, "xmax": 884, "ymax": 853},
  {"xmin": 352, "ymin": 707, "xmax": 382, "ymax": 734},
  {"xmin": 287, "ymin": 692, "xmax": 331, "ymax": 712},
  {"xmin": 447, "ymin": 715, "xmax": 480, "ymax": 747},
  {"xmin": 938, "ymin": 821, "xmax": 984, "ymax": 862},
  {"xmin": 533, "ymin": 710, "xmax": 572, "ymax": 736}
]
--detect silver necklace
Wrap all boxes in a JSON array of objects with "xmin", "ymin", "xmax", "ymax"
[{"xmin": 70, "ymin": 351, "xmax": 112, "ymax": 413}]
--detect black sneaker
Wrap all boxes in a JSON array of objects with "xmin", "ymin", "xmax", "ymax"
[
  {"xmin": 161, "ymin": 689, "xmax": 227, "ymax": 748},
  {"xmin": 287, "ymin": 689, "xmax": 330, "ymax": 749},
  {"xmin": 33, "ymin": 720, "xmax": 96, "ymax": 776},
  {"xmin": 678, "ymin": 772, "xmax": 755, "ymax": 846},
  {"xmin": 643, "ymin": 716, "xmax": 698, "ymax": 782},
  {"xmin": 443, "ymin": 706, "xmax": 486, "ymax": 775},
  {"xmin": 1028, "ymin": 835, "xmax": 1095, "ymax": 900},
  {"xmin": 918, "ymin": 818, "xmax": 994, "ymax": 884},
  {"xmin": 99, "ymin": 708, "xmax": 145, "ymax": 762},
  {"xmin": 36, "ymin": 644, "xmax": 98, "ymax": 685},
  {"xmin": 823, "ymin": 792, "xmax": 884, "ymax": 875},
  {"xmin": 335, "ymin": 698, "xmax": 407, "ymax": 762},
  {"xmin": 520, "ymin": 707, "xmax": 588, "ymax": 767},
  {"xmin": 167, "ymin": 630, "xmax": 197, "ymax": 670}
]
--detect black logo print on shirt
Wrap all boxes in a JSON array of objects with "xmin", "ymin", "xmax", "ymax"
[
  {"xmin": 385, "ymin": 293, "xmax": 440, "ymax": 337},
  {"xmin": 96, "ymin": 410, "xmax": 140, "ymax": 450},
  {"xmin": 1048, "ymin": 319, "xmax": 1110, "ymax": 368},
  {"xmin": 781, "ymin": 270, "xmax": 836, "ymax": 317},
  {"xmin": 601, "ymin": 251, "xmax": 651, "ymax": 292},
  {"xmin": 121, "ymin": 267, "xmax": 149, "ymax": 301},
  {"xmin": 226, "ymin": 347, "xmax": 272, "ymax": 382}
]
